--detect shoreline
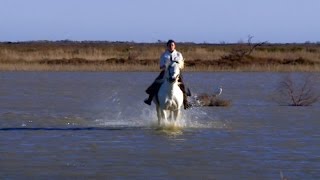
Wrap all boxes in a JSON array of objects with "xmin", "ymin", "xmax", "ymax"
[
  {"xmin": 1, "ymin": 42, "xmax": 320, "ymax": 72},
  {"xmin": 1, "ymin": 63, "xmax": 319, "ymax": 72}
]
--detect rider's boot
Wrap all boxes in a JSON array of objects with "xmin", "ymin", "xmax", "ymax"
[
  {"xmin": 179, "ymin": 83, "xmax": 192, "ymax": 109},
  {"xmin": 144, "ymin": 71, "xmax": 165, "ymax": 106},
  {"xmin": 144, "ymin": 94, "xmax": 153, "ymax": 105},
  {"xmin": 183, "ymin": 93, "xmax": 192, "ymax": 109},
  {"xmin": 144, "ymin": 81, "xmax": 162, "ymax": 106}
]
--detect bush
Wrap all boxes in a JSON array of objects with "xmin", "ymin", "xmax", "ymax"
[
  {"xmin": 194, "ymin": 93, "xmax": 231, "ymax": 107},
  {"xmin": 274, "ymin": 75, "xmax": 319, "ymax": 106}
]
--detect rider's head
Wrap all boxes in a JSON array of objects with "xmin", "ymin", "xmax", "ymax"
[{"xmin": 166, "ymin": 39, "xmax": 176, "ymax": 52}]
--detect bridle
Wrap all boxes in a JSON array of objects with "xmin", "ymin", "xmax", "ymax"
[{"xmin": 167, "ymin": 61, "xmax": 180, "ymax": 83}]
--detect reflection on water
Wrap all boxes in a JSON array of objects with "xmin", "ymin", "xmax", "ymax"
[{"xmin": 0, "ymin": 72, "xmax": 319, "ymax": 179}]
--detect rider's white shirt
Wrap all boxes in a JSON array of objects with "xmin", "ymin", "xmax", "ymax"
[{"xmin": 160, "ymin": 50, "xmax": 184, "ymax": 70}]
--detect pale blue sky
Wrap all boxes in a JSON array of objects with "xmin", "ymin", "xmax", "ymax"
[{"xmin": 1, "ymin": 0, "xmax": 319, "ymax": 43}]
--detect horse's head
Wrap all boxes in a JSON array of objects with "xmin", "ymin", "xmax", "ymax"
[{"xmin": 165, "ymin": 61, "xmax": 180, "ymax": 83}]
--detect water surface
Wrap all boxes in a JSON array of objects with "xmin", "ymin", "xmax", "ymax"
[{"xmin": 0, "ymin": 72, "xmax": 319, "ymax": 179}]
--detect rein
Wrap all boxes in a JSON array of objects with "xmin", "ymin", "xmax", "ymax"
[{"xmin": 166, "ymin": 75, "xmax": 180, "ymax": 83}]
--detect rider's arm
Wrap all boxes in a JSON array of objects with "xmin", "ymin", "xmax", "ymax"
[
  {"xmin": 159, "ymin": 53, "xmax": 168, "ymax": 70},
  {"xmin": 160, "ymin": 51, "xmax": 184, "ymax": 70},
  {"xmin": 175, "ymin": 52, "xmax": 184, "ymax": 69}
]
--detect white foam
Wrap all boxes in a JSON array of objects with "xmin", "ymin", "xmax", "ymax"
[{"xmin": 95, "ymin": 105, "xmax": 229, "ymax": 130}]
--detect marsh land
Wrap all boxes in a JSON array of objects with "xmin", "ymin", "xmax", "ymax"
[{"xmin": 0, "ymin": 41, "xmax": 320, "ymax": 71}]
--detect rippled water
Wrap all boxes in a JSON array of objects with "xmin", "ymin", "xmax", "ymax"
[{"xmin": 0, "ymin": 72, "xmax": 319, "ymax": 179}]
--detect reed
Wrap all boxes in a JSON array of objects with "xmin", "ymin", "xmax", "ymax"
[
  {"xmin": 0, "ymin": 63, "xmax": 159, "ymax": 72},
  {"xmin": 1, "ymin": 42, "xmax": 320, "ymax": 72}
]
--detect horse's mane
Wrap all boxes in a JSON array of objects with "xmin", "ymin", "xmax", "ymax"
[{"xmin": 156, "ymin": 60, "xmax": 184, "ymax": 125}]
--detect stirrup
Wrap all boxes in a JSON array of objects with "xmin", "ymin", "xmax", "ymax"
[
  {"xmin": 144, "ymin": 98, "xmax": 152, "ymax": 105},
  {"xmin": 186, "ymin": 88, "xmax": 192, "ymax": 96},
  {"xmin": 184, "ymin": 102, "xmax": 192, "ymax": 109}
]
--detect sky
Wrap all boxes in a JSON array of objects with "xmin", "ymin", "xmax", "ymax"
[{"xmin": 1, "ymin": 0, "xmax": 320, "ymax": 43}]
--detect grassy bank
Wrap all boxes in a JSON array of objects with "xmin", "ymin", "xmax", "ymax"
[{"xmin": 1, "ymin": 41, "xmax": 320, "ymax": 72}]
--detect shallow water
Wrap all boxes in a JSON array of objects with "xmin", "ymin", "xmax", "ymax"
[{"xmin": 0, "ymin": 72, "xmax": 319, "ymax": 179}]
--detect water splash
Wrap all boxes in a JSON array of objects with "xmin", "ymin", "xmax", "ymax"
[
  {"xmin": 94, "ymin": 103, "xmax": 229, "ymax": 130},
  {"xmin": 94, "ymin": 90, "xmax": 230, "ymax": 129},
  {"xmin": 155, "ymin": 125, "xmax": 183, "ymax": 136}
]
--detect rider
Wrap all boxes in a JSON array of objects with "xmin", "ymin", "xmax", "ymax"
[{"xmin": 144, "ymin": 39, "xmax": 191, "ymax": 109}]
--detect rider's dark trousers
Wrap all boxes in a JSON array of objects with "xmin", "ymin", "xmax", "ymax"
[{"xmin": 145, "ymin": 70, "xmax": 189, "ymax": 100}]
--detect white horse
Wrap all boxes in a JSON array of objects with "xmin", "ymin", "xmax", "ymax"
[{"xmin": 154, "ymin": 61, "xmax": 184, "ymax": 126}]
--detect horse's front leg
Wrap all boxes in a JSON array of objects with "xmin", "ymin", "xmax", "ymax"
[
  {"xmin": 156, "ymin": 105, "xmax": 161, "ymax": 126},
  {"xmin": 169, "ymin": 111, "xmax": 173, "ymax": 122},
  {"xmin": 161, "ymin": 110, "xmax": 168, "ymax": 126},
  {"xmin": 173, "ymin": 109, "xmax": 181, "ymax": 126}
]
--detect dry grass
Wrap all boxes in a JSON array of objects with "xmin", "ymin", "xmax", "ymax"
[
  {"xmin": 0, "ymin": 63, "xmax": 159, "ymax": 72},
  {"xmin": 1, "ymin": 42, "xmax": 320, "ymax": 71}
]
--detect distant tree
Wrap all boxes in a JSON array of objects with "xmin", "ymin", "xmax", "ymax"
[
  {"xmin": 222, "ymin": 35, "xmax": 267, "ymax": 61},
  {"xmin": 157, "ymin": 40, "xmax": 165, "ymax": 43},
  {"xmin": 274, "ymin": 75, "xmax": 319, "ymax": 106}
]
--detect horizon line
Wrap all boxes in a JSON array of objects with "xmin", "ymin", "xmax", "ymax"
[{"xmin": 1, "ymin": 39, "xmax": 320, "ymax": 45}]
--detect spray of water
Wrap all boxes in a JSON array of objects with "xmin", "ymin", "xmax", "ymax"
[
  {"xmin": 95, "ymin": 105, "xmax": 228, "ymax": 130},
  {"xmin": 94, "ymin": 91, "xmax": 229, "ymax": 130}
]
